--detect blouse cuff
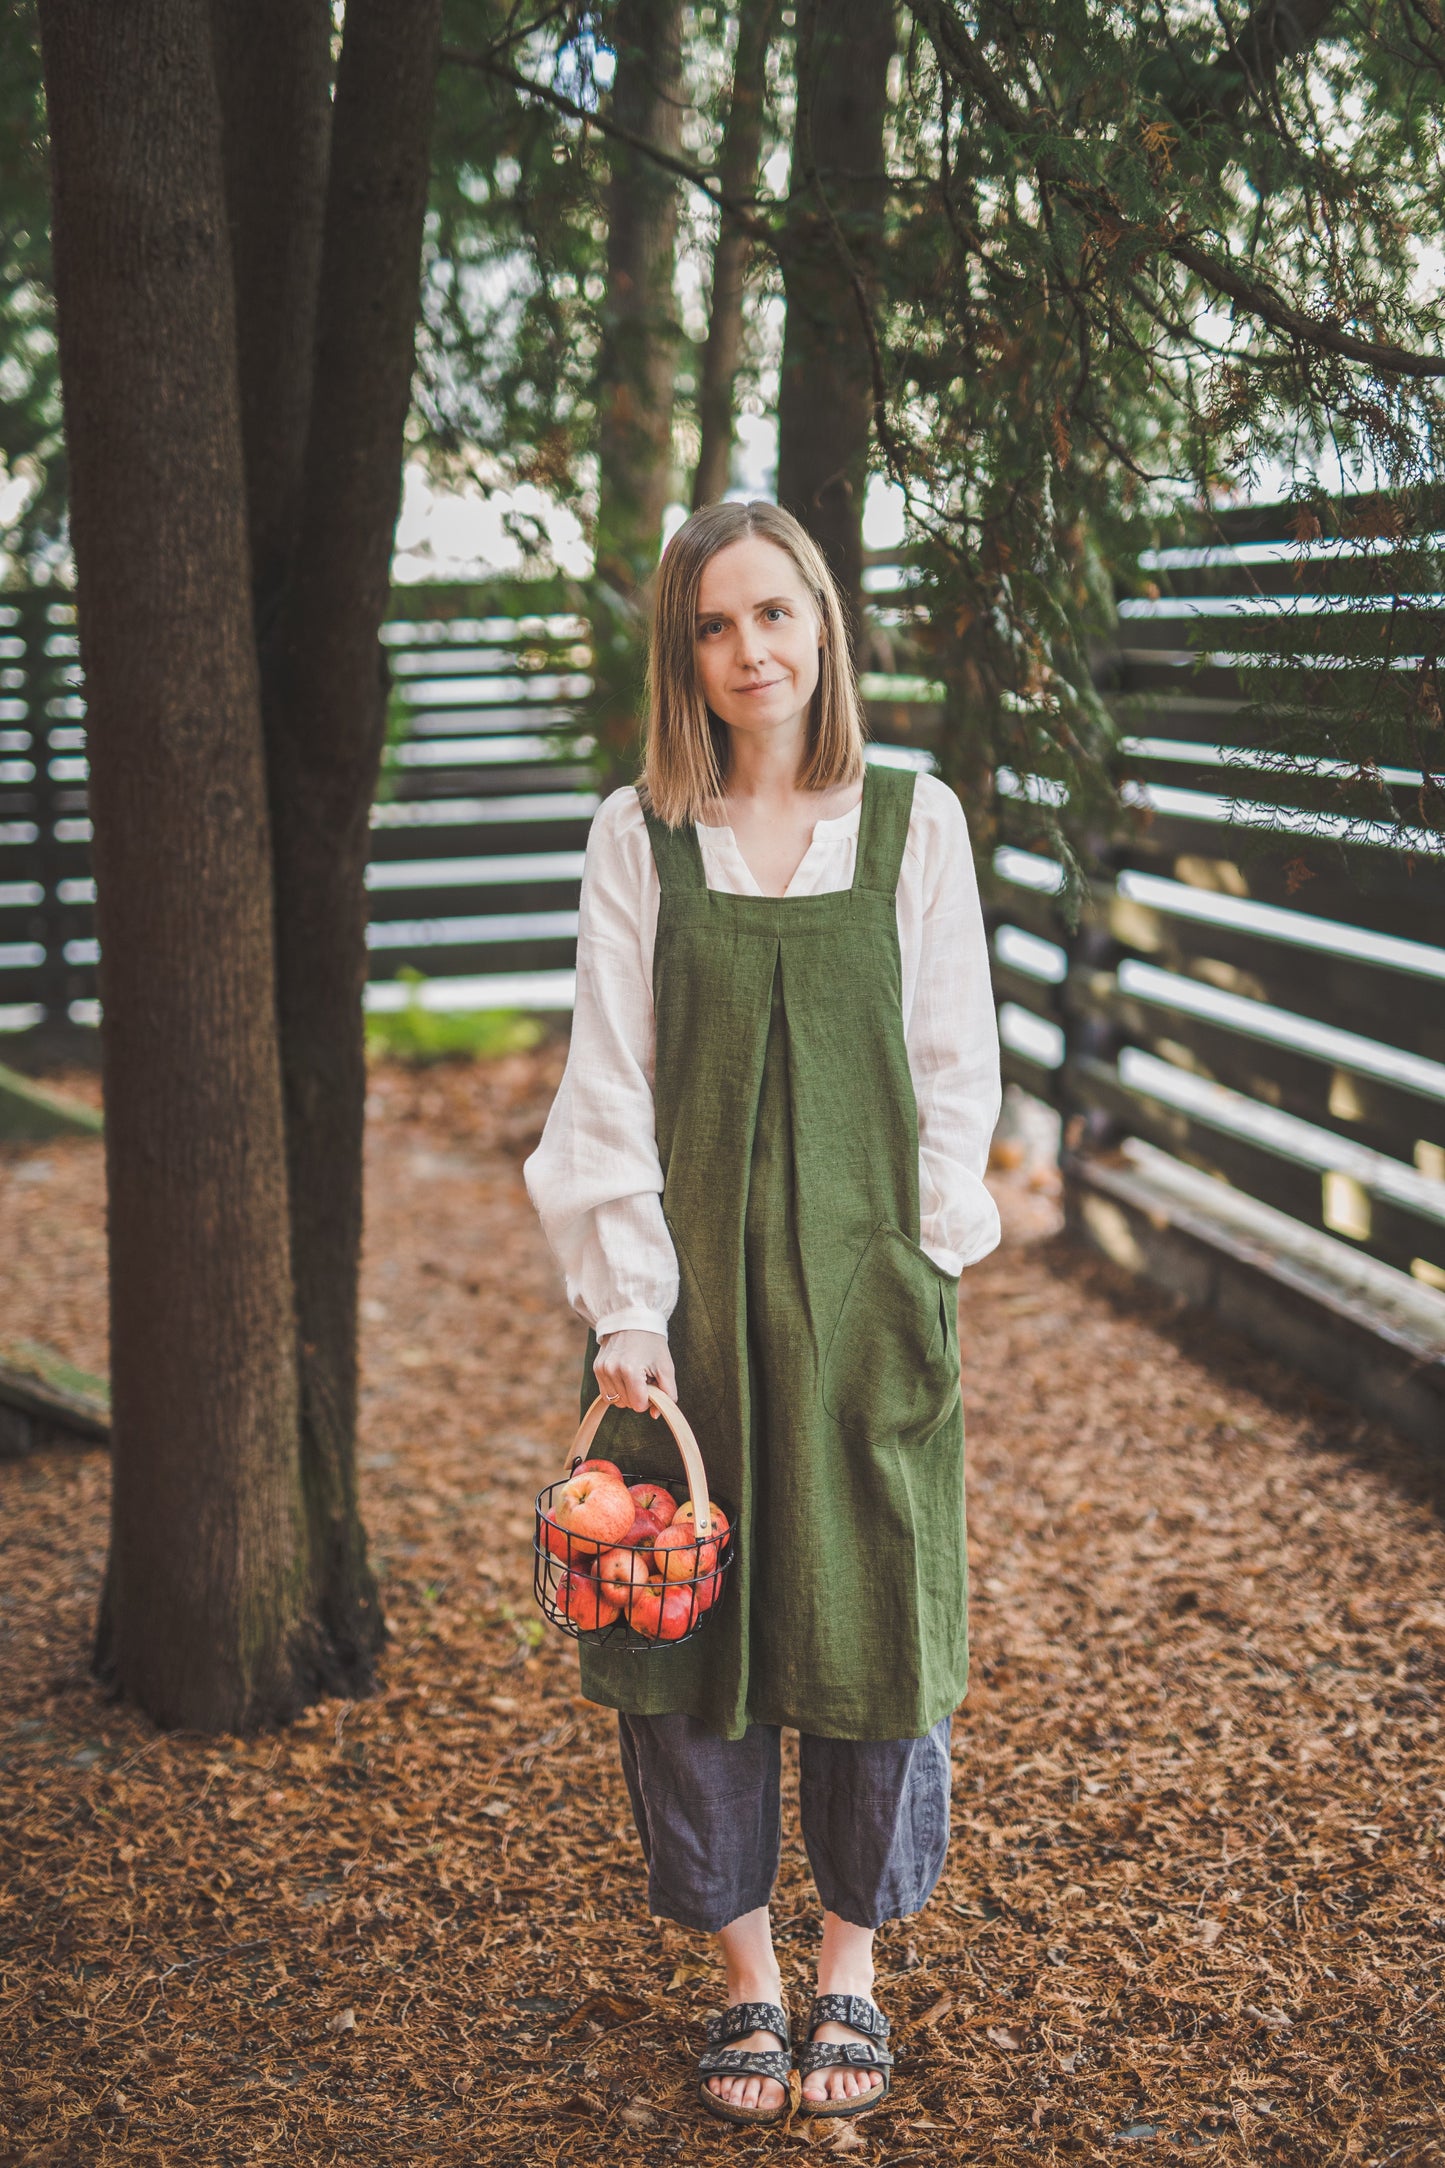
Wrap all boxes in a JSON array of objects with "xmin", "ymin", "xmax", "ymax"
[{"xmin": 593, "ymin": 1305, "xmax": 672, "ymax": 1341}]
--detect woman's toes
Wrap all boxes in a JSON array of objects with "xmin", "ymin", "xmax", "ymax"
[
  {"xmin": 710, "ymin": 2067, "xmax": 784, "ymax": 2113},
  {"xmin": 814, "ymin": 2064, "xmax": 880, "ymax": 2102}
]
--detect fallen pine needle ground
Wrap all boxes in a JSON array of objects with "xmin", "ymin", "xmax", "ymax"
[{"xmin": 1, "ymin": 1052, "xmax": 1442, "ymax": 2167}]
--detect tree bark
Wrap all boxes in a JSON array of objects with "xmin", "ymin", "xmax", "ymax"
[
  {"xmin": 592, "ymin": 0, "xmax": 685, "ymax": 778},
  {"xmin": 596, "ymin": 0, "xmax": 686, "ymax": 596},
  {"xmin": 264, "ymin": 0, "xmax": 442, "ymax": 1686},
  {"xmin": 38, "ymin": 0, "xmax": 307, "ymax": 1730},
  {"xmin": 692, "ymin": 0, "xmax": 779, "ymax": 508},
  {"xmin": 210, "ymin": 0, "xmax": 333, "ymax": 617},
  {"xmin": 775, "ymin": 0, "xmax": 895, "ymax": 651}
]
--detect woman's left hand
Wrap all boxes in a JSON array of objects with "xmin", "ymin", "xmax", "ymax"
[{"xmin": 595, "ymin": 1329, "xmax": 677, "ymax": 1415}]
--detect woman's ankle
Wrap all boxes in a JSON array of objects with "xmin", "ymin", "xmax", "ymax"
[
  {"xmin": 723, "ymin": 1965, "xmax": 784, "ymax": 2009},
  {"xmin": 716, "ymin": 1904, "xmax": 783, "ymax": 2012},
  {"xmin": 815, "ymin": 1914, "xmax": 877, "ymax": 1999}
]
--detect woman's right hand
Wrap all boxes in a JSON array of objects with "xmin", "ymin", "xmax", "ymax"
[{"xmin": 594, "ymin": 1330, "xmax": 676, "ymax": 1415}]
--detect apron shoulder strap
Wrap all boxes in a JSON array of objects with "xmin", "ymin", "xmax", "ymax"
[
  {"xmin": 636, "ymin": 782, "xmax": 707, "ymax": 893},
  {"xmin": 852, "ymin": 763, "xmax": 917, "ymax": 897}
]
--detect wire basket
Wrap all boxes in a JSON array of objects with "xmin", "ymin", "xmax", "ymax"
[{"xmin": 533, "ymin": 1386, "xmax": 735, "ymax": 1651}]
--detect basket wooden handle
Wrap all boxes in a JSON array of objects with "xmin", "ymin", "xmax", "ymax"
[{"xmin": 566, "ymin": 1387, "xmax": 714, "ymax": 1538}]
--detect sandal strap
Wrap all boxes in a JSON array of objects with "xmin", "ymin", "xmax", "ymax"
[
  {"xmin": 705, "ymin": 2000, "xmax": 791, "ymax": 2049},
  {"xmin": 804, "ymin": 1993, "xmax": 889, "ymax": 2043},
  {"xmin": 698, "ymin": 2044, "xmax": 794, "ymax": 2083},
  {"xmin": 798, "ymin": 2037, "xmax": 894, "ymax": 2075}
]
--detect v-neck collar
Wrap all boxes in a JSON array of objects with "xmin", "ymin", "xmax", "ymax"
[{"xmin": 695, "ymin": 788, "xmax": 865, "ymax": 900}]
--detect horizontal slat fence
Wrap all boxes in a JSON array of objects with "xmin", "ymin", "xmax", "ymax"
[
  {"xmin": 5, "ymin": 520, "xmax": 1443, "ymax": 1305},
  {"xmin": 985, "ymin": 503, "xmax": 1445, "ymax": 1297},
  {"xmin": 0, "ymin": 593, "xmax": 91, "ymax": 1026},
  {"xmin": 0, "ymin": 564, "xmax": 943, "ymax": 1028}
]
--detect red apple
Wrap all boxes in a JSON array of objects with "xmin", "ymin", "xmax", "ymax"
[
  {"xmin": 673, "ymin": 1499, "xmax": 730, "ymax": 1548},
  {"xmin": 596, "ymin": 1546, "xmax": 650, "ymax": 1608},
  {"xmin": 628, "ymin": 1482, "xmax": 677, "ymax": 1530},
  {"xmin": 654, "ymin": 1521, "xmax": 719, "ymax": 1585},
  {"xmin": 552, "ymin": 1472, "xmax": 635, "ymax": 1555},
  {"xmin": 575, "ymin": 1457, "xmax": 625, "ymax": 1484},
  {"xmin": 558, "ymin": 1571, "xmax": 621, "ymax": 1632},
  {"xmin": 626, "ymin": 1576, "xmax": 665, "ymax": 1637},
  {"xmin": 538, "ymin": 1509, "xmax": 573, "ymax": 1564},
  {"xmin": 693, "ymin": 1564, "xmax": 724, "ymax": 1612},
  {"xmin": 622, "ymin": 1506, "xmax": 664, "ymax": 1548},
  {"xmin": 655, "ymin": 1585, "xmax": 695, "ymax": 1640}
]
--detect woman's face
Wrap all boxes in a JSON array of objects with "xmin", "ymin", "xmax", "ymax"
[{"xmin": 693, "ymin": 536, "xmax": 824, "ymax": 742}]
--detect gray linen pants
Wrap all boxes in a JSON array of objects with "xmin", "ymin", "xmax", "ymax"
[{"xmin": 616, "ymin": 1710, "xmax": 954, "ymax": 1934}]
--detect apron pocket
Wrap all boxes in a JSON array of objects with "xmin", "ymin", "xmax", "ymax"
[{"xmin": 822, "ymin": 1222, "xmax": 961, "ymax": 1448}]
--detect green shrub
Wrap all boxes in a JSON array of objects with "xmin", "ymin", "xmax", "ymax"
[{"xmin": 365, "ymin": 972, "xmax": 545, "ymax": 1066}]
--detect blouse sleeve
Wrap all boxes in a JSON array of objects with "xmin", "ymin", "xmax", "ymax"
[
  {"xmin": 522, "ymin": 790, "xmax": 679, "ymax": 1339},
  {"xmin": 908, "ymin": 780, "xmax": 1003, "ymax": 1274}
]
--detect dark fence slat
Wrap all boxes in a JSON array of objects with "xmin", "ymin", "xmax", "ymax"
[
  {"xmin": 999, "ymin": 1042, "xmax": 1064, "ymax": 1105},
  {"xmin": 364, "ymin": 932, "xmax": 579, "ymax": 979},
  {"xmin": 367, "ymin": 874, "xmax": 583, "ymax": 922},
  {"xmin": 989, "ymin": 960, "xmax": 1065, "ymax": 1023}
]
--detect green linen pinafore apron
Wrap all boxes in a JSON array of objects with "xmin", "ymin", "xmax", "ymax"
[{"xmin": 577, "ymin": 762, "xmax": 968, "ymax": 1742}]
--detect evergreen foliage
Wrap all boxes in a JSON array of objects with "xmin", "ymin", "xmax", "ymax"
[{"xmin": 7, "ymin": 3, "xmax": 1444, "ymax": 867}]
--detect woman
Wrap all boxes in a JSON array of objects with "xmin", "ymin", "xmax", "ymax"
[{"xmin": 524, "ymin": 500, "xmax": 1001, "ymax": 2124}]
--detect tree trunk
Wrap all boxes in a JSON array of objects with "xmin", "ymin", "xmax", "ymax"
[
  {"xmin": 38, "ymin": 0, "xmax": 307, "ymax": 1731},
  {"xmin": 264, "ymin": 0, "xmax": 442, "ymax": 1686},
  {"xmin": 211, "ymin": 0, "xmax": 333, "ymax": 619},
  {"xmin": 212, "ymin": 0, "xmax": 439, "ymax": 1686},
  {"xmin": 775, "ymin": 0, "xmax": 895, "ymax": 651},
  {"xmin": 592, "ymin": 0, "xmax": 685, "ymax": 776},
  {"xmin": 692, "ymin": 0, "xmax": 779, "ymax": 509}
]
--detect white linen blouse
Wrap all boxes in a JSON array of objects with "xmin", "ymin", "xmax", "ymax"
[{"xmin": 523, "ymin": 769, "xmax": 1003, "ymax": 1340}]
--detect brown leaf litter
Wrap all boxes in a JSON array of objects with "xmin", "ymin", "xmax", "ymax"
[{"xmin": 1, "ymin": 1051, "xmax": 1442, "ymax": 2165}]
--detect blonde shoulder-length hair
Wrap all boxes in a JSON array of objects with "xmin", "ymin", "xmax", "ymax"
[{"xmin": 637, "ymin": 500, "xmax": 867, "ymax": 829}]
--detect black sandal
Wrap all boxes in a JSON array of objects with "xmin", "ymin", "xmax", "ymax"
[
  {"xmin": 697, "ymin": 2000, "xmax": 794, "ymax": 2126},
  {"xmin": 797, "ymin": 1992, "xmax": 893, "ymax": 2118}
]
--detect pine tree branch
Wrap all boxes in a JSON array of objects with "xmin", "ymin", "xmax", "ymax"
[
  {"xmin": 441, "ymin": 42, "xmax": 780, "ymax": 246},
  {"xmin": 1159, "ymin": 232, "xmax": 1445, "ymax": 377},
  {"xmin": 911, "ymin": 0, "xmax": 1445, "ymax": 379}
]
